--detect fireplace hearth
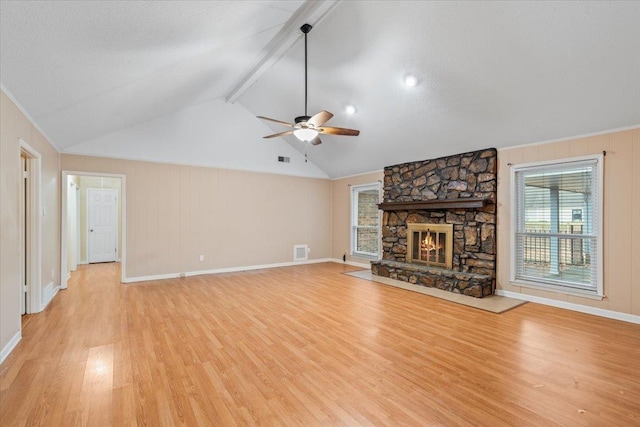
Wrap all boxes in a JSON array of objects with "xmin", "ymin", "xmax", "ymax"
[{"xmin": 371, "ymin": 148, "xmax": 497, "ymax": 298}]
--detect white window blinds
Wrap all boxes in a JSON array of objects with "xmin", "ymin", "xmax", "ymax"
[{"xmin": 512, "ymin": 156, "xmax": 602, "ymax": 295}]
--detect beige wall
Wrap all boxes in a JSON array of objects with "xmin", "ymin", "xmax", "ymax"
[
  {"xmin": 60, "ymin": 154, "xmax": 332, "ymax": 279},
  {"xmin": 331, "ymin": 171, "xmax": 385, "ymax": 263},
  {"xmin": 75, "ymin": 175, "xmax": 122, "ymax": 263},
  {"xmin": 1, "ymin": 90, "xmax": 61, "ymax": 354},
  {"xmin": 497, "ymin": 128, "xmax": 640, "ymax": 315}
]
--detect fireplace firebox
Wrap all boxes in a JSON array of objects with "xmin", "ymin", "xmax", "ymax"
[{"xmin": 406, "ymin": 223, "xmax": 453, "ymax": 269}]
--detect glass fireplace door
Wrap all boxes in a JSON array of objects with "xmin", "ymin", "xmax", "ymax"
[{"xmin": 407, "ymin": 223, "xmax": 453, "ymax": 269}]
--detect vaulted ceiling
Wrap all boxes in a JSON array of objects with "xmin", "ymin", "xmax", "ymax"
[{"xmin": 2, "ymin": 1, "xmax": 639, "ymax": 178}]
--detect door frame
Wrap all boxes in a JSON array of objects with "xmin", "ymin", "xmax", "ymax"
[
  {"xmin": 66, "ymin": 177, "xmax": 78, "ymax": 275},
  {"xmin": 60, "ymin": 171, "xmax": 127, "ymax": 288},
  {"xmin": 19, "ymin": 139, "xmax": 42, "ymax": 314},
  {"xmin": 86, "ymin": 187, "xmax": 118, "ymax": 264}
]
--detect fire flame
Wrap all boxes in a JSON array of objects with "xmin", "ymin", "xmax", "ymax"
[
  {"xmin": 421, "ymin": 232, "xmax": 446, "ymax": 264},
  {"xmin": 421, "ymin": 233, "xmax": 441, "ymax": 252}
]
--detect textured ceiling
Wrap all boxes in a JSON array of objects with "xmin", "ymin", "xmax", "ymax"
[
  {"xmin": 2, "ymin": 1, "xmax": 639, "ymax": 178},
  {"xmin": 0, "ymin": 0, "xmax": 303, "ymax": 147}
]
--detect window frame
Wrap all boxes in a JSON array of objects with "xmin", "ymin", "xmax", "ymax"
[
  {"xmin": 350, "ymin": 182, "xmax": 382, "ymax": 259},
  {"xmin": 509, "ymin": 154, "xmax": 604, "ymax": 298}
]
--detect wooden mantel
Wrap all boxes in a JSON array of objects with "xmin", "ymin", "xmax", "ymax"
[{"xmin": 377, "ymin": 197, "xmax": 492, "ymax": 211}]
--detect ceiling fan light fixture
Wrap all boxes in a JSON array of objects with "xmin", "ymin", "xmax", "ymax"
[
  {"xmin": 404, "ymin": 74, "xmax": 418, "ymax": 87},
  {"xmin": 294, "ymin": 128, "xmax": 319, "ymax": 142}
]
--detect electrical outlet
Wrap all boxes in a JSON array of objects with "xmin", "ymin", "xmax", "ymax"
[
  {"xmin": 307, "ymin": 247, "xmax": 311, "ymax": 253},
  {"xmin": 51, "ymin": 269, "xmax": 55, "ymax": 279},
  {"xmin": 199, "ymin": 255, "xmax": 204, "ymax": 262}
]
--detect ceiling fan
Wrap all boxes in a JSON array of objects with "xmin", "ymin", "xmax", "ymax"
[{"xmin": 257, "ymin": 23, "xmax": 360, "ymax": 146}]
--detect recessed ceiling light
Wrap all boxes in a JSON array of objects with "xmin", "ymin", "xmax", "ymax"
[
  {"xmin": 345, "ymin": 104, "xmax": 357, "ymax": 114},
  {"xmin": 404, "ymin": 74, "xmax": 418, "ymax": 87}
]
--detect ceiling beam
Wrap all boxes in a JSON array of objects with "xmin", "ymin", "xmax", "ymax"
[{"xmin": 224, "ymin": 0, "xmax": 340, "ymax": 104}]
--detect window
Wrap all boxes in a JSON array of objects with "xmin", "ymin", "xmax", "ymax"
[
  {"xmin": 351, "ymin": 183, "xmax": 381, "ymax": 258},
  {"xmin": 511, "ymin": 155, "xmax": 603, "ymax": 296}
]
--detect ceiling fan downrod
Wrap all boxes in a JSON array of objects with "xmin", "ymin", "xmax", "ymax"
[{"xmin": 298, "ymin": 23, "xmax": 313, "ymax": 123}]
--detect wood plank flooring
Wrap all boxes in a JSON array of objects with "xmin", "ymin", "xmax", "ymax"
[{"xmin": 1, "ymin": 262, "xmax": 639, "ymax": 426}]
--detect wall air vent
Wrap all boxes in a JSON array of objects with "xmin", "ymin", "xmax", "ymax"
[{"xmin": 293, "ymin": 245, "xmax": 308, "ymax": 261}]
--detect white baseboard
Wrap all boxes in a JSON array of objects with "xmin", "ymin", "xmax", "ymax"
[
  {"xmin": 1, "ymin": 331, "xmax": 22, "ymax": 365},
  {"xmin": 496, "ymin": 290, "xmax": 640, "ymax": 324},
  {"xmin": 40, "ymin": 282, "xmax": 60, "ymax": 311},
  {"xmin": 67, "ymin": 272, "xmax": 71, "ymax": 280},
  {"xmin": 123, "ymin": 258, "xmax": 335, "ymax": 283},
  {"xmin": 329, "ymin": 258, "xmax": 372, "ymax": 269}
]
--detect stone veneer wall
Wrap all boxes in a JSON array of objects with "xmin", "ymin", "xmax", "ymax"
[{"xmin": 379, "ymin": 148, "xmax": 497, "ymax": 294}]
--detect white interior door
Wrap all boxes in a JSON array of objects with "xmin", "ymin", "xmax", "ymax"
[{"xmin": 88, "ymin": 188, "xmax": 118, "ymax": 263}]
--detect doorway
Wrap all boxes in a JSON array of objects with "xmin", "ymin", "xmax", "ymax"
[
  {"xmin": 19, "ymin": 140, "xmax": 42, "ymax": 314},
  {"xmin": 19, "ymin": 155, "xmax": 28, "ymax": 315},
  {"xmin": 61, "ymin": 172, "xmax": 126, "ymax": 289}
]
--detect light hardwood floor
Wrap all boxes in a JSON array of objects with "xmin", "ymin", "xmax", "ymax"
[{"xmin": 1, "ymin": 262, "xmax": 639, "ymax": 426}]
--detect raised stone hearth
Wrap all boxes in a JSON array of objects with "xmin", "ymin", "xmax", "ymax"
[
  {"xmin": 371, "ymin": 260, "xmax": 493, "ymax": 297},
  {"xmin": 373, "ymin": 148, "xmax": 497, "ymax": 298}
]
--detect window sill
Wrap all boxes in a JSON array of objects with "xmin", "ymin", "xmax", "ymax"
[
  {"xmin": 351, "ymin": 252, "xmax": 380, "ymax": 261},
  {"xmin": 510, "ymin": 279, "xmax": 605, "ymax": 301}
]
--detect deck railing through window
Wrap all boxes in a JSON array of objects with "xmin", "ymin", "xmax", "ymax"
[
  {"xmin": 518, "ymin": 223, "xmax": 593, "ymax": 286},
  {"xmin": 523, "ymin": 224, "xmax": 585, "ymax": 265}
]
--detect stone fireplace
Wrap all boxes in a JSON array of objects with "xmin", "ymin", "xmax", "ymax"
[{"xmin": 371, "ymin": 148, "xmax": 497, "ymax": 298}]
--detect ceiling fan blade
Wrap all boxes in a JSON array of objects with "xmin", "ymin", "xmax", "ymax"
[
  {"xmin": 310, "ymin": 136, "xmax": 322, "ymax": 146},
  {"xmin": 318, "ymin": 126, "xmax": 360, "ymax": 136},
  {"xmin": 263, "ymin": 130, "xmax": 295, "ymax": 139},
  {"xmin": 257, "ymin": 116, "xmax": 295, "ymax": 127},
  {"xmin": 307, "ymin": 110, "xmax": 333, "ymax": 127}
]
